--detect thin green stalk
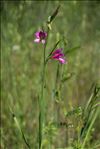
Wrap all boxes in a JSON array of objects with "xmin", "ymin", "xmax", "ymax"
[
  {"xmin": 53, "ymin": 63, "xmax": 61, "ymax": 126},
  {"xmin": 38, "ymin": 6, "xmax": 61, "ymax": 148},
  {"xmin": 81, "ymin": 107, "xmax": 99, "ymax": 149},
  {"xmin": 80, "ymin": 85, "xmax": 99, "ymax": 139},
  {"xmin": 9, "ymin": 107, "xmax": 31, "ymax": 149},
  {"xmin": 39, "ymin": 27, "xmax": 49, "ymax": 149},
  {"xmin": 93, "ymin": 143, "xmax": 100, "ymax": 149}
]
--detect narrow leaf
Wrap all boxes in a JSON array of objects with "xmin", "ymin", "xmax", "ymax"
[
  {"xmin": 65, "ymin": 46, "xmax": 80, "ymax": 55},
  {"xmin": 9, "ymin": 107, "xmax": 31, "ymax": 149},
  {"xmin": 61, "ymin": 73, "xmax": 74, "ymax": 83},
  {"xmin": 47, "ymin": 5, "xmax": 60, "ymax": 24},
  {"xmin": 49, "ymin": 40, "xmax": 61, "ymax": 56},
  {"xmin": 45, "ymin": 40, "xmax": 61, "ymax": 63}
]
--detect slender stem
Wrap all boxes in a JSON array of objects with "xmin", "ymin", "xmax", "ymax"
[
  {"xmin": 39, "ymin": 27, "xmax": 49, "ymax": 149},
  {"xmin": 10, "ymin": 110, "xmax": 31, "ymax": 149},
  {"xmin": 81, "ymin": 107, "xmax": 99, "ymax": 149}
]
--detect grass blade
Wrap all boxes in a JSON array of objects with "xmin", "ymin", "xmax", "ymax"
[
  {"xmin": 65, "ymin": 46, "xmax": 80, "ymax": 55},
  {"xmin": 9, "ymin": 107, "xmax": 31, "ymax": 149},
  {"xmin": 81, "ymin": 107, "xmax": 99, "ymax": 149},
  {"xmin": 47, "ymin": 5, "xmax": 60, "ymax": 24}
]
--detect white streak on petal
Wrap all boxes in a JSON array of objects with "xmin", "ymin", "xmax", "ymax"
[
  {"xmin": 34, "ymin": 38, "xmax": 40, "ymax": 43},
  {"xmin": 59, "ymin": 58, "xmax": 66, "ymax": 64},
  {"xmin": 41, "ymin": 39, "xmax": 46, "ymax": 44}
]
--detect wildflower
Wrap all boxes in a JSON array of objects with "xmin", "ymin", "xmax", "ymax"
[
  {"xmin": 34, "ymin": 31, "xmax": 47, "ymax": 44},
  {"xmin": 51, "ymin": 48, "xmax": 66, "ymax": 64}
]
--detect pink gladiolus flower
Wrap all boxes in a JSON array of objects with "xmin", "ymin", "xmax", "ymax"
[
  {"xmin": 51, "ymin": 48, "xmax": 66, "ymax": 64},
  {"xmin": 34, "ymin": 31, "xmax": 47, "ymax": 44}
]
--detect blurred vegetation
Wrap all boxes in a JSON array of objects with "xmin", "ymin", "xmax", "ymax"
[{"xmin": 1, "ymin": 0, "xmax": 100, "ymax": 149}]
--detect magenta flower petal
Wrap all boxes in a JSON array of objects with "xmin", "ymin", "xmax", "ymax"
[
  {"xmin": 58, "ymin": 58, "xmax": 66, "ymax": 64},
  {"xmin": 35, "ymin": 32, "xmax": 40, "ymax": 38},
  {"xmin": 51, "ymin": 48, "xmax": 66, "ymax": 64},
  {"xmin": 34, "ymin": 31, "xmax": 47, "ymax": 44},
  {"xmin": 39, "ymin": 31, "xmax": 47, "ymax": 39},
  {"xmin": 52, "ymin": 49, "xmax": 63, "ymax": 55},
  {"xmin": 52, "ymin": 53, "xmax": 64, "ymax": 59}
]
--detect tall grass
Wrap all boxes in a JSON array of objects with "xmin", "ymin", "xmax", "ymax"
[{"xmin": 1, "ymin": 1, "xmax": 100, "ymax": 149}]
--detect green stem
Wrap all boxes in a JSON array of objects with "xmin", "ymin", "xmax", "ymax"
[
  {"xmin": 9, "ymin": 108, "xmax": 31, "ymax": 149},
  {"xmin": 81, "ymin": 107, "xmax": 99, "ymax": 149},
  {"xmin": 39, "ymin": 27, "xmax": 49, "ymax": 149}
]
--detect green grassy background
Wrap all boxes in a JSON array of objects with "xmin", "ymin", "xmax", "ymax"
[{"xmin": 1, "ymin": 1, "xmax": 100, "ymax": 148}]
